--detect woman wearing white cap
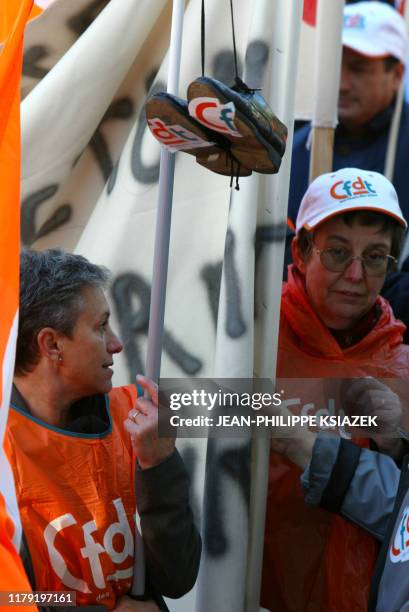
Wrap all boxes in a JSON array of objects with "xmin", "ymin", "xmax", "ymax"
[{"xmin": 261, "ymin": 168, "xmax": 409, "ymax": 612}]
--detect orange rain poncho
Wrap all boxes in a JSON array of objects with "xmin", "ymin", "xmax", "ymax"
[{"xmin": 261, "ymin": 265, "xmax": 409, "ymax": 612}]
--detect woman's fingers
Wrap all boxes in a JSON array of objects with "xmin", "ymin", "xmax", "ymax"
[{"xmin": 136, "ymin": 374, "xmax": 158, "ymax": 405}]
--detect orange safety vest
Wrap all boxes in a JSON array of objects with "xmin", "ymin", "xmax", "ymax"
[
  {"xmin": 5, "ymin": 385, "xmax": 137, "ymax": 610},
  {"xmin": 261, "ymin": 266, "xmax": 409, "ymax": 612}
]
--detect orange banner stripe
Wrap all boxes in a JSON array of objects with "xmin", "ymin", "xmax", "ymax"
[{"xmin": 0, "ymin": 1, "xmax": 37, "ymax": 607}]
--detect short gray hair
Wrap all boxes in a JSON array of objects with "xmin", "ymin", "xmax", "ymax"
[{"xmin": 16, "ymin": 249, "xmax": 110, "ymax": 375}]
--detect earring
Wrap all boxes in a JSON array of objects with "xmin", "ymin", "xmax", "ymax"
[{"xmin": 58, "ymin": 354, "xmax": 63, "ymax": 363}]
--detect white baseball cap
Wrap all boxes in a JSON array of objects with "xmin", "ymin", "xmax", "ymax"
[
  {"xmin": 296, "ymin": 168, "xmax": 407, "ymax": 233},
  {"xmin": 343, "ymin": 1, "xmax": 408, "ymax": 65}
]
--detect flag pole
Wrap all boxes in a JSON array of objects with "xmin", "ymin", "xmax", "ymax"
[
  {"xmin": 145, "ymin": 0, "xmax": 185, "ymax": 382},
  {"xmin": 308, "ymin": 0, "xmax": 344, "ymax": 181},
  {"xmin": 384, "ymin": 76, "xmax": 405, "ymax": 182},
  {"xmin": 247, "ymin": 1, "xmax": 303, "ymax": 609},
  {"xmin": 248, "ymin": 0, "xmax": 343, "ymax": 605},
  {"xmin": 132, "ymin": 0, "xmax": 185, "ymax": 596}
]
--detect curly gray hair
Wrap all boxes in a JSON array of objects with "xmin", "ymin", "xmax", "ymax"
[{"xmin": 16, "ymin": 249, "xmax": 110, "ymax": 375}]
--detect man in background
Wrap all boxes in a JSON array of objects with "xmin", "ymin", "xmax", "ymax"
[{"xmin": 288, "ymin": 1, "xmax": 409, "ymax": 224}]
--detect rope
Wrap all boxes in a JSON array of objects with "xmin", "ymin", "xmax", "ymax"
[
  {"xmin": 229, "ymin": 0, "xmax": 239, "ymax": 81},
  {"xmin": 201, "ymin": 0, "xmax": 205, "ymax": 76},
  {"xmin": 235, "ymin": 162, "xmax": 241, "ymax": 191}
]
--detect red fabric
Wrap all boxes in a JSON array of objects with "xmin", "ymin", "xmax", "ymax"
[
  {"xmin": 261, "ymin": 265, "xmax": 409, "ymax": 612},
  {"xmin": 6, "ymin": 386, "xmax": 137, "ymax": 610},
  {"xmin": 0, "ymin": 495, "xmax": 35, "ymax": 612},
  {"xmin": 303, "ymin": 0, "xmax": 318, "ymax": 27},
  {"xmin": 278, "ymin": 266, "xmax": 409, "ymax": 379},
  {"xmin": 396, "ymin": 0, "xmax": 405, "ymax": 16}
]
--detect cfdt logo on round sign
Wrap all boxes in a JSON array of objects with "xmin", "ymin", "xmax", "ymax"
[{"xmin": 330, "ymin": 176, "xmax": 377, "ymax": 200}]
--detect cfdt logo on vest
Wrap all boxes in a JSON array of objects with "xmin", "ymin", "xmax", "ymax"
[{"xmin": 330, "ymin": 176, "xmax": 377, "ymax": 200}]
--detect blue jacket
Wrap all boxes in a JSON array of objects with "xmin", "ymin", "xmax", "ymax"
[
  {"xmin": 302, "ymin": 436, "xmax": 409, "ymax": 611},
  {"xmin": 288, "ymin": 102, "xmax": 409, "ymax": 225}
]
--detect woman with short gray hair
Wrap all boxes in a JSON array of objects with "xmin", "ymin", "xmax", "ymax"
[{"xmin": 6, "ymin": 248, "xmax": 201, "ymax": 611}]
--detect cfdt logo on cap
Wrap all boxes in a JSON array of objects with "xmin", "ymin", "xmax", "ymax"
[
  {"xmin": 330, "ymin": 176, "xmax": 377, "ymax": 200},
  {"xmin": 344, "ymin": 14, "xmax": 365, "ymax": 29}
]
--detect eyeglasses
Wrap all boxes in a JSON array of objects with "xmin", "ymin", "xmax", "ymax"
[{"xmin": 314, "ymin": 247, "xmax": 397, "ymax": 276}]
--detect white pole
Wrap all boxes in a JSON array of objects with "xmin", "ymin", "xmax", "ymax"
[
  {"xmin": 132, "ymin": 0, "xmax": 185, "ymax": 596},
  {"xmin": 145, "ymin": 0, "xmax": 185, "ymax": 382},
  {"xmin": 384, "ymin": 78, "xmax": 405, "ymax": 181},
  {"xmin": 248, "ymin": 0, "xmax": 303, "ymax": 609}
]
